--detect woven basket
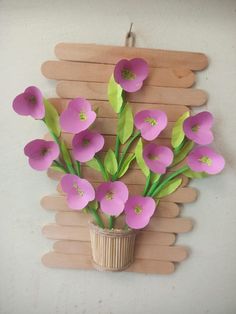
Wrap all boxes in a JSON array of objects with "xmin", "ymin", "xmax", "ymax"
[{"xmin": 89, "ymin": 222, "xmax": 136, "ymax": 271}]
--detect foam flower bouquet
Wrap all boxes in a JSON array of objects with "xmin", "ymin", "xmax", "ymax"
[{"xmin": 13, "ymin": 58, "xmax": 225, "ymax": 271}]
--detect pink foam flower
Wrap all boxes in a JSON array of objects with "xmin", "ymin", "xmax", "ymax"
[
  {"xmin": 96, "ymin": 181, "xmax": 129, "ymax": 216},
  {"xmin": 187, "ymin": 146, "xmax": 225, "ymax": 175},
  {"xmin": 72, "ymin": 130, "xmax": 104, "ymax": 163},
  {"xmin": 24, "ymin": 139, "xmax": 59, "ymax": 171},
  {"xmin": 143, "ymin": 143, "xmax": 174, "ymax": 174},
  {"xmin": 114, "ymin": 58, "xmax": 148, "ymax": 92},
  {"xmin": 134, "ymin": 110, "xmax": 168, "ymax": 141},
  {"xmin": 183, "ymin": 111, "xmax": 214, "ymax": 145},
  {"xmin": 12, "ymin": 86, "xmax": 45, "ymax": 119},
  {"xmin": 61, "ymin": 174, "xmax": 95, "ymax": 210},
  {"xmin": 60, "ymin": 98, "xmax": 96, "ymax": 133},
  {"xmin": 124, "ymin": 196, "xmax": 156, "ymax": 229}
]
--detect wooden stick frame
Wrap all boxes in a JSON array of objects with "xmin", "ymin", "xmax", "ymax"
[{"xmin": 41, "ymin": 42, "xmax": 208, "ymax": 275}]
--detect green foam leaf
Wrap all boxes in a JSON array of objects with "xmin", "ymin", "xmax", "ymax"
[
  {"xmin": 104, "ymin": 149, "xmax": 118, "ymax": 175},
  {"xmin": 155, "ymin": 177, "xmax": 182, "ymax": 198},
  {"xmin": 117, "ymin": 153, "xmax": 135, "ymax": 178},
  {"xmin": 171, "ymin": 111, "xmax": 190, "ymax": 149},
  {"xmin": 43, "ymin": 98, "xmax": 61, "ymax": 137},
  {"xmin": 172, "ymin": 140, "xmax": 194, "ymax": 166},
  {"xmin": 117, "ymin": 103, "xmax": 134, "ymax": 144},
  {"xmin": 107, "ymin": 75, "xmax": 123, "ymax": 113},
  {"xmin": 184, "ymin": 169, "xmax": 208, "ymax": 179},
  {"xmin": 135, "ymin": 138, "xmax": 150, "ymax": 177},
  {"xmin": 86, "ymin": 158, "xmax": 101, "ymax": 172}
]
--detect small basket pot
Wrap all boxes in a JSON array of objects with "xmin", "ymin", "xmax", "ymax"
[{"xmin": 89, "ymin": 222, "xmax": 136, "ymax": 272}]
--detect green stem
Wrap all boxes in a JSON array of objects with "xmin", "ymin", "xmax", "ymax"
[
  {"xmin": 114, "ymin": 97, "xmax": 126, "ymax": 162},
  {"xmin": 43, "ymin": 121, "xmax": 76, "ymax": 174},
  {"xmin": 143, "ymin": 171, "xmax": 151, "ymax": 196},
  {"xmin": 149, "ymin": 165, "xmax": 189, "ymax": 197},
  {"xmin": 73, "ymin": 160, "xmax": 81, "ymax": 177},
  {"xmin": 174, "ymin": 138, "xmax": 187, "ymax": 156},
  {"xmin": 89, "ymin": 207, "xmax": 105, "ymax": 229},
  {"xmin": 52, "ymin": 160, "xmax": 67, "ymax": 173},
  {"xmin": 114, "ymin": 136, "xmax": 120, "ymax": 163},
  {"xmin": 113, "ymin": 131, "xmax": 140, "ymax": 180},
  {"xmin": 108, "ymin": 216, "xmax": 115, "ymax": 229},
  {"xmin": 94, "ymin": 155, "xmax": 109, "ymax": 181}
]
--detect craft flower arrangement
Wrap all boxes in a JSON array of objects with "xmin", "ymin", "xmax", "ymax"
[{"xmin": 13, "ymin": 58, "xmax": 225, "ymax": 271}]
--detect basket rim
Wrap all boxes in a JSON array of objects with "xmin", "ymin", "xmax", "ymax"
[{"xmin": 89, "ymin": 221, "xmax": 137, "ymax": 237}]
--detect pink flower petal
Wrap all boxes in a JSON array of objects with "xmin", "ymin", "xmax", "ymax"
[
  {"xmin": 61, "ymin": 174, "xmax": 95, "ymax": 210},
  {"xmin": 24, "ymin": 139, "xmax": 59, "ymax": 171},
  {"xmin": 143, "ymin": 144, "xmax": 173, "ymax": 174},
  {"xmin": 13, "ymin": 86, "xmax": 45, "ymax": 119},
  {"xmin": 187, "ymin": 146, "xmax": 225, "ymax": 175},
  {"xmin": 72, "ymin": 130, "xmax": 104, "ymax": 163},
  {"xmin": 134, "ymin": 110, "xmax": 167, "ymax": 141},
  {"xmin": 100, "ymin": 198, "xmax": 125, "ymax": 216},
  {"xmin": 114, "ymin": 58, "xmax": 148, "ymax": 93},
  {"xmin": 183, "ymin": 111, "xmax": 214, "ymax": 145},
  {"xmin": 60, "ymin": 98, "xmax": 96, "ymax": 133},
  {"xmin": 124, "ymin": 196, "xmax": 156, "ymax": 229}
]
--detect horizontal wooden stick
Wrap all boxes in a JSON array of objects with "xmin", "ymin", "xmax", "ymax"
[
  {"xmin": 41, "ymin": 60, "xmax": 195, "ymax": 88},
  {"xmin": 42, "ymin": 252, "xmax": 175, "ymax": 274},
  {"xmin": 53, "ymin": 240, "xmax": 188, "ymax": 262},
  {"xmin": 56, "ymin": 81, "xmax": 207, "ymax": 106},
  {"xmin": 45, "ymin": 132, "xmax": 172, "ymax": 150},
  {"xmin": 42, "ymin": 192, "xmax": 180, "ymax": 218},
  {"xmin": 54, "ymin": 43, "xmax": 208, "ymax": 70},
  {"xmin": 48, "ymin": 98, "xmax": 190, "ymax": 121},
  {"xmin": 52, "ymin": 212, "xmax": 192, "ymax": 233},
  {"xmin": 42, "ymin": 224, "xmax": 176, "ymax": 246}
]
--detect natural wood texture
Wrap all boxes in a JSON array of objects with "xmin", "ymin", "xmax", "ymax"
[
  {"xmin": 52, "ymin": 212, "xmax": 193, "ymax": 233},
  {"xmin": 42, "ymin": 192, "xmax": 181, "ymax": 218},
  {"xmin": 53, "ymin": 240, "xmax": 188, "ymax": 262},
  {"xmin": 48, "ymin": 98, "xmax": 189, "ymax": 121},
  {"xmin": 42, "ymin": 252, "xmax": 175, "ymax": 274},
  {"xmin": 54, "ymin": 180, "xmax": 195, "ymax": 201},
  {"xmin": 41, "ymin": 60, "xmax": 195, "ymax": 88},
  {"xmin": 57, "ymin": 81, "xmax": 207, "ymax": 106},
  {"xmin": 42, "ymin": 224, "xmax": 176, "ymax": 246},
  {"xmin": 54, "ymin": 43, "xmax": 208, "ymax": 70},
  {"xmin": 46, "ymin": 165, "xmax": 189, "ymax": 187}
]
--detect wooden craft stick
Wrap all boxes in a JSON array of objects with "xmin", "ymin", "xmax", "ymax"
[
  {"xmin": 42, "ymin": 252, "xmax": 175, "ymax": 274},
  {"xmin": 41, "ymin": 60, "xmax": 195, "ymax": 88},
  {"xmin": 48, "ymin": 98, "xmax": 190, "ymax": 121},
  {"xmin": 53, "ymin": 212, "xmax": 192, "ymax": 233},
  {"xmin": 56, "ymin": 81, "xmax": 207, "ymax": 106},
  {"xmin": 53, "ymin": 132, "xmax": 172, "ymax": 150},
  {"xmin": 42, "ymin": 224, "xmax": 175, "ymax": 246},
  {"xmin": 52, "ymin": 188, "xmax": 181, "ymax": 218},
  {"xmin": 53, "ymin": 240, "xmax": 187, "ymax": 262},
  {"xmin": 46, "ymin": 164, "xmax": 188, "ymax": 187},
  {"xmin": 54, "ymin": 43, "xmax": 208, "ymax": 70}
]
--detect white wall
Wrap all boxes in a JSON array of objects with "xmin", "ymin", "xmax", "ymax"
[{"xmin": 1, "ymin": 1, "xmax": 236, "ymax": 313}]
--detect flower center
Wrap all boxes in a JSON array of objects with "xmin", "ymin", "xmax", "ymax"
[
  {"xmin": 41, "ymin": 148, "xmax": 49, "ymax": 156},
  {"xmin": 105, "ymin": 191, "xmax": 114, "ymax": 200},
  {"xmin": 73, "ymin": 182, "xmax": 84, "ymax": 196},
  {"xmin": 148, "ymin": 153, "xmax": 159, "ymax": 161},
  {"xmin": 199, "ymin": 156, "xmax": 212, "ymax": 166},
  {"xmin": 28, "ymin": 95, "xmax": 37, "ymax": 105},
  {"xmin": 79, "ymin": 112, "xmax": 87, "ymax": 121},
  {"xmin": 145, "ymin": 117, "xmax": 157, "ymax": 126},
  {"xmin": 134, "ymin": 204, "xmax": 142, "ymax": 214},
  {"xmin": 191, "ymin": 124, "xmax": 200, "ymax": 132},
  {"xmin": 121, "ymin": 68, "xmax": 136, "ymax": 80},
  {"xmin": 82, "ymin": 138, "xmax": 90, "ymax": 146}
]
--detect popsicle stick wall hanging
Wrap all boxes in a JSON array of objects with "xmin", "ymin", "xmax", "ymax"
[{"xmin": 12, "ymin": 28, "xmax": 225, "ymax": 275}]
